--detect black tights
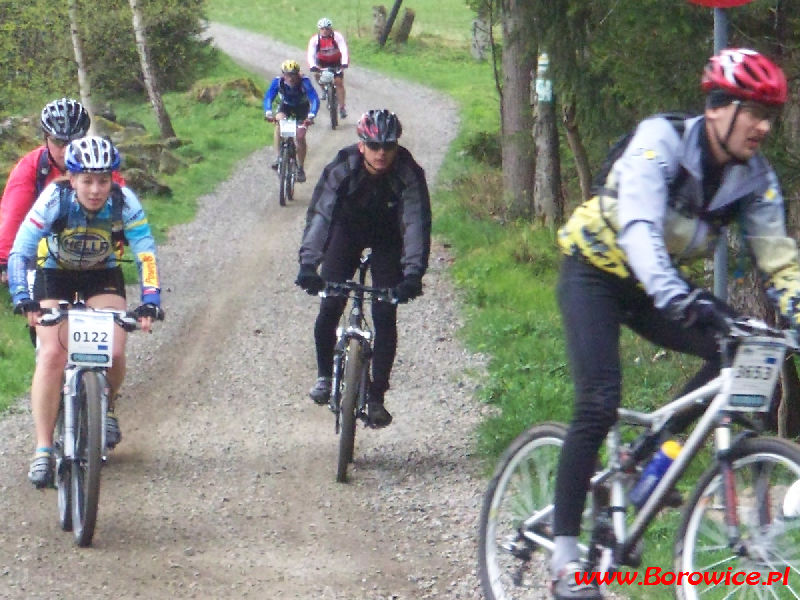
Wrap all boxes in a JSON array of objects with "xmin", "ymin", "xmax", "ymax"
[{"xmin": 553, "ymin": 256, "xmax": 720, "ymax": 536}]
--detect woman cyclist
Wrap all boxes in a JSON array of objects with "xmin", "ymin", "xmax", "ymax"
[{"xmin": 8, "ymin": 136, "xmax": 163, "ymax": 488}]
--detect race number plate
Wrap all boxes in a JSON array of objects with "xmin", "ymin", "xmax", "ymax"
[
  {"xmin": 279, "ymin": 119, "xmax": 297, "ymax": 138},
  {"xmin": 728, "ymin": 337, "xmax": 785, "ymax": 411},
  {"xmin": 68, "ymin": 311, "xmax": 115, "ymax": 367}
]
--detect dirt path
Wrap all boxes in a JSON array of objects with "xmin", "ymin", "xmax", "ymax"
[{"xmin": 0, "ymin": 23, "xmax": 490, "ymax": 599}]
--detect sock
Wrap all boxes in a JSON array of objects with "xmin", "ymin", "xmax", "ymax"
[{"xmin": 551, "ymin": 535, "xmax": 579, "ymax": 578}]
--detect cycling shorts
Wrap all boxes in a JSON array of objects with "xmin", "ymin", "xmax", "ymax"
[
  {"xmin": 33, "ymin": 267, "xmax": 126, "ymax": 302},
  {"xmin": 278, "ymin": 102, "xmax": 310, "ymax": 121}
]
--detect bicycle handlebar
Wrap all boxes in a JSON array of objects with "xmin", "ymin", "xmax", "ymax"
[
  {"xmin": 723, "ymin": 315, "xmax": 800, "ymax": 350},
  {"xmin": 38, "ymin": 305, "xmax": 159, "ymax": 333},
  {"xmin": 320, "ymin": 281, "xmax": 397, "ymax": 304}
]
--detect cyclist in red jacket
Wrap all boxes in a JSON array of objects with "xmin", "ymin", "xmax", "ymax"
[
  {"xmin": 0, "ymin": 98, "xmax": 124, "ymax": 282},
  {"xmin": 307, "ymin": 17, "xmax": 350, "ymax": 119}
]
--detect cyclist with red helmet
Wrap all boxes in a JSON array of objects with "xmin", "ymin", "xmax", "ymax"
[
  {"xmin": 0, "ymin": 98, "xmax": 125, "ymax": 282},
  {"xmin": 307, "ymin": 17, "xmax": 349, "ymax": 119},
  {"xmin": 295, "ymin": 109, "xmax": 431, "ymax": 428},
  {"xmin": 552, "ymin": 49, "xmax": 798, "ymax": 599},
  {"xmin": 264, "ymin": 59, "xmax": 319, "ymax": 183}
]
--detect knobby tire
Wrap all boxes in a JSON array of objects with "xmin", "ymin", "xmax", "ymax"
[
  {"xmin": 71, "ymin": 371, "xmax": 103, "ymax": 547},
  {"xmin": 329, "ymin": 87, "xmax": 338, "ymax": 130},
  {"xmin": 674, "ymin": 436, "xmax": 800, "ymax": 600},
  {"xmin": 337, "ymin": 338, "xmax": 362, "ymax": 483},
  {"xmin": 479, "ymin": 422, "xmax": 568, "ymax": 600},
  {"xmin": 55, "ymin": 400, "xmax": 72, "ymax": 532},
  {"xmin": 287, "ymin": 148, "xmax": 296, "ymax": 202},
  {"xmin": 278, "ymin": 145, "xmax": 288, "ymax": 206}
]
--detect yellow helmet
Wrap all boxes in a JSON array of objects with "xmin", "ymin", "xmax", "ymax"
[{"xmin": 281, "ymin": 59, "xmax": 300, "ymax": 74}]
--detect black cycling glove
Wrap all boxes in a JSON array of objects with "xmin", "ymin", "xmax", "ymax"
[
  {"xmin": 133, "ymin": 303, "xmax": 165, "ymax": 321},
  {"xmin": 295, "ymin": 264, "xmax": 324, "ymax": 295},
  {"xmin": 13, "ymin": 299, "xmax": 41, "ymax": 315},
  {"xmin": 393, "ymin": 274, "xmax": 423, "ymax": 304},
  {"xmin": 665, "ymin": 289, "xmax": 733, "ymax": 332}
]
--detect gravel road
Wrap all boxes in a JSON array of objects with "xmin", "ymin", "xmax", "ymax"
[{"xmin": 0, "ymin": 23, "xmax": 517, "ymax": 600}]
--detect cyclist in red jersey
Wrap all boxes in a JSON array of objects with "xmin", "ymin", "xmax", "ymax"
[
  {"xmin": 0, "ymin": 98, "xmax": 124, "ymax": 283},
  {"xmin": 307, "ymin": 17, "xmax": 350, "ymax": 119}
]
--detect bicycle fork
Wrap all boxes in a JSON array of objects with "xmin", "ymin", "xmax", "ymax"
[{"xmin": 61, "ymin": 369, "xmax": 110, "ymax": 463}]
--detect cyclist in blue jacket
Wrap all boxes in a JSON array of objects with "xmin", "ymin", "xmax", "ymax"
[
  {"xmin": 264, "ymin": 59, "xmax": 319, "ymax": 183},
  {"xmin": 8, "ymin": 136, "xmax": 163, "ymax": 488}
]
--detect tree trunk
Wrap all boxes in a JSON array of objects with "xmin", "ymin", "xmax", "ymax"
[
  {"xmin": 533, "ymin": 54, "xmax": 562, "ymax": 228},
  {"xmin": 379, "ymin": 0, "xmax": 403, "ymax": 47},
  {"xmin": 562, "ymin": 99, "xmax": 591, "ymax": 205},
  {"xmin": 373, "ymin": 6, "xmax": 387, "ymax": 43},
  {"xmin": 500, "ymin": 0, "xmax": 535, "ymax": 220},
  {"xmin": 68, "ymin": 0, "xmax": 97, "ymax": 133},
  {"xmin": 129, "ymin": 0, "xmax": 176, "ymax": 139},
  {"xmin": 391, "ymin": 9, "xmax": 415, "ymax": 43}
]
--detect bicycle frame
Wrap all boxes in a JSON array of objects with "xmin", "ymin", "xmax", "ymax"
[{"xmin": 523, "ymin": 319, "xmax": 798, "ymax": 569}]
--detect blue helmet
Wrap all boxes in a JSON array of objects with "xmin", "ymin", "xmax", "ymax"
[{"xmin": 65, "ymin": 136, "xmax": 121, "ymax": 173}]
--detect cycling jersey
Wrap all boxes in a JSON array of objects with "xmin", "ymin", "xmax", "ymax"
[
  {"xmin": 299, "ymin": 144, "xmax": 431, "ymax": 279},
  {"xmin": 7, "ymin": 182, "xmax": 160, "ymax": 307},
  {"xmin": 307, "ymin": 31, "xmax": 349, "ymax": 69},
  {"xmin": 263, "ymin": 76, "xmax": 320, "ymax": 116},
  {"xmin": 0, "ymin": 146, "xmax": 124, "ymax": 266},
  {"xmin": 558, "ymin": 114, "xmax": 800, "ymax": 325}
]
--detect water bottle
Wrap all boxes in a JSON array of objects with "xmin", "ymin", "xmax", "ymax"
[{"xmin": 629, "ymin": 440, "xmax": 681, "ymax": 510}]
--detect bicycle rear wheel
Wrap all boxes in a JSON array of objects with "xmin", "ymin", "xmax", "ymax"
[
  {"xmin": 329, "ymin": 88, "xmax": 338, "ymax": 130},
  {"xmin": 337, "ymin": 339, "xmax": 362, "ymax": 483},
  {"xmin": 479, "ymin": 422, "xmax": 569, "ymax": 600},
  {"xmin": 278, "ymin": 146, "xmax": 288, "ymax": 206},
  {"xmin": 55, "ymin": 400, "xmax": 72, "ymax": 532},
  {"xmin": 675, "ymin": 436, "xmax": 800, "ymax": 600},
  {"xmin": 71, "ymin": 371, "xmax": 104, "ymax": 547}
]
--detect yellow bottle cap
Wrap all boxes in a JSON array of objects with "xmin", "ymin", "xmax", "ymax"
[{"xmin": 662, "ymin": 440, "xmax": 682, "ymax": 459}]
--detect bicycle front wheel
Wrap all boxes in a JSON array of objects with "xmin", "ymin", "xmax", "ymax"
[
  {"xmin": 55, "ymin": 400, "xmax": 72, "ymax": 532},
  {"xmin": 479, "ymin": 423, "xmax": 567, "ymax": 600},
  {"xmin": 278, "ymin": 146, "xmax": 288, "ymax": 206},
  {"xmin": 287, "ymin": 155, "xmax": 296, "ymax": 201},
  {"xmin": 675, "ymin": 436, "xmax": 800, "ymax": 600},
  {"xmin": 337, "ymin": 338, "xmax": 362, "ymax": 483},
  {"xmin": 329, "ymin": 88, "xmax": 338, "ymax": 130},
  {"xmin": 71, "ymin": 371, "xmax": 104, "ymax": 547}
]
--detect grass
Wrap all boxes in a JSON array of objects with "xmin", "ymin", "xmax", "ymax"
[{"xmin": 0, "ymin": 3, "xmax": 725, "ymax": 597}]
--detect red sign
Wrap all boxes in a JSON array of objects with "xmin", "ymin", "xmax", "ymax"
[{"xmin": 687, "ymin": 0, "xmax": 754, "ymax": 6}]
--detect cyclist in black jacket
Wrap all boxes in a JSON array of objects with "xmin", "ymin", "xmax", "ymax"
[{"xmin": 296, "ymin": 109, "xmax": 431, "ymax": 428}]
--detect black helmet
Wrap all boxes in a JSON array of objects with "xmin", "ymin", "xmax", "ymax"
[
  {"xmin": 356, "ymin": 109, "xmax": 402, "ymax": 143},
  {"xmin": 41, "ymin": 98, "xmax": 90, "ymax": 141}
]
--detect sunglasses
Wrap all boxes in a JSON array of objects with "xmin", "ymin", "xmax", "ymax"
[
  {"xmin": 736, "ymin": 101, "xmax": 782, "ymax": 124},
  {"xmin": 47, "ymin": 137, "xmax": 70, "ymax": 148},
  {"xmin": 365, "ymin": 141, "xmax": 398, "ymax": 152}
]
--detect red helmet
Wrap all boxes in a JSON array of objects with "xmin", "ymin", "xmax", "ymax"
[
  {"xmin": 356, "ymin": 109, "xmax": 402, "ymax": 143},
  {"xmin": 701, "ymin": 48, "xmax": 787, "ymax": 106}
]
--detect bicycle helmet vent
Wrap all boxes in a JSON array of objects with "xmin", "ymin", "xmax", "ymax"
[
  {"xmin": 65, "ymin": 136, "xmax": 121, "ymax": 174},
  {"xmin": 317, "ymin": 17, "xmax": 333, "ymax": 29},
  {"xmin": 357, "ymin": 110, "xmax": 403, "ymax": 143},
  {"xmin": 701, "ymin": 48, "xmax": 787, "ymax": 105},
  {"xmin": 281, "ymin": 59, "xmax": 300, "ymax": 74},
  {"xmin": 41, "ymin": 98, "xmax": 90, "ymax": 141}
]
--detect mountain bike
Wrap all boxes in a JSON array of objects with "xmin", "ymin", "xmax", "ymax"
[
  {"xmin": 42, "ymin": 300, "xmax": 156, "ymax": 546},
  {"xmin": 318, "ymin": 68, "xmax": 339, "ymax": 130},
  {"xmin": 479, "ymin": 315, "xmax": 800, "ymax": 599},
  {"xmin": 321, "ymin": 254, "xmax": 395, "ymax": 483},
  {"xmin": 275, "ymin": 118, "xmax": 298, "ymax": 207}
]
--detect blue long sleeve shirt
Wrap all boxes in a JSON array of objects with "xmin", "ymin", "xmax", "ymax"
[{"xmin": 263, "ymin": 76, "xmax": 320, "ymax": 116}]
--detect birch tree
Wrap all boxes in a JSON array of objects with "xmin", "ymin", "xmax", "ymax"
[
  {"xmin": 68, "ymin": 0, "xmax": 97, "ymax": 133},
  {"xmin": 128, "ymin": 0, "xmax": 176, "ymax": 139}
]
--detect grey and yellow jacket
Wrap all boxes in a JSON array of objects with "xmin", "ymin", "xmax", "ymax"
[{"xmin": 558, "ymin": 115, "xmax": 800, "ymax": 325}]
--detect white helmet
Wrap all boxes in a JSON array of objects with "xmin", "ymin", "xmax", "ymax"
[
  {"xmin": 65, "ymin": 136, "xmax": 121, "ymax": 173},
  {"xmin": 317, "ymin": 17, "xmax": 333, "ymax": 29}
]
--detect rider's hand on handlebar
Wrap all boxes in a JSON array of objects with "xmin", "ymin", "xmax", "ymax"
[
  {"xmin": 666, "ymin": 289, "xmax": 734, "ymax": 333},
  {"xmin": 295, "ymin": 264, "xmax": 325, "ymax": 295},
  {"xmin": 265, "ymin": 111, "xmax": 274, "ymax": 122},
  {"xmin": 304, "ymin": 116, "xmax": 315, "ymax": 127},
  {"xmin": 310, "ymin": 66, "xmax": 320, "ymax": 73},
  {"xmin": 133, "ymin": 303, "xmax": 164, "ymax": 334},
  {"xmin": 393, "ymin": 274, "xmax": 423, "ymax": 304},
  {"xmin": 14, "ymin": 299, "xmax": 42, "ymax": 327}
]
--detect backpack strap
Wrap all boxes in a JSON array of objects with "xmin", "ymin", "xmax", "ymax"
[
  {"xmin": 50, "ymin": 181, "xmax": 73, "ymax": 235},
  {"xmin": 34, "ymin": 149, "xmax": 52, "ymax": 197}
]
